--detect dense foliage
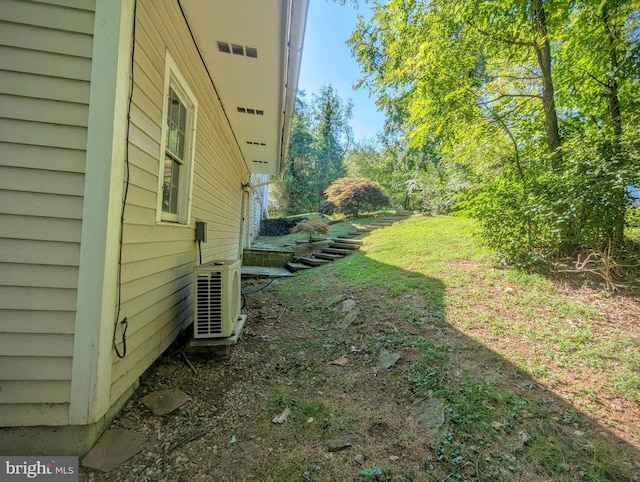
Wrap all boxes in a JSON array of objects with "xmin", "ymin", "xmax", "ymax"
[
  {"xmin": 278, "ymin": 87, "xmax": 353, "ymax": 215},
  {"xmin": 349, "ymin": 0, "xmax": 640, "ymax": 267},
  {"xmin": 291, "ymin": 218, "xmax": 331, "ymax": 239},
  {"xmin": 259, "ymin": 217, "xmax": 307, "ymax": 237}
]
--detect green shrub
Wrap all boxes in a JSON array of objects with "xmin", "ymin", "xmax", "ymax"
[{"xmin": 259, "ymin": 217, "xmax": 307, "ymax": 236}]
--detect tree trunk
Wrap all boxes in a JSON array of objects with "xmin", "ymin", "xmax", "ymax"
[
  {"xmin": 532, "ymin": 0, "xmax": 561, "ymax": 165},
  {"xmin": 602, "ymin": 1, "xmax": 625, "ymax": 245}
]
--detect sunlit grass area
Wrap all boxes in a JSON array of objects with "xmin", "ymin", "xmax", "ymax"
[{"xmin": 268, "ymin": 214, "xmax": 640, "ymax": 480}]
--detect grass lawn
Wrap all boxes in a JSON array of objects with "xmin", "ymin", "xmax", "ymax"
[{"xmin": 267, "ymin": 214, "xmax": 640, "ymax": 481}]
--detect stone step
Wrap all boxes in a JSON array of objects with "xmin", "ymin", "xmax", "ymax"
[
  {"xmin": 334, "ymin": 237, "xmax": 364, "ymax": 245},
  {"xmin": 286, "ymin": 262, "xmax": 313, "ymax": 272},
  {"xmin": 298, "ymin": 256, "xmax": 331, "ymax": 267},
  {"xmin": 321, "ymin": 247, "xmax": 351, "ymax": 256},
  {"xmin": 314, "ymin": 252, "xmax": 343, "ymax": 261},
  {"xmin": 329, "ymin": 242, "xmax": 359, "ymax": 250}
]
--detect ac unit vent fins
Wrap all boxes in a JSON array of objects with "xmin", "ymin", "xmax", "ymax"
[
  {"xmin": 195, "ymin": 271, "xmax": 223, "ymax": 335},
  {"xmin": 217, "ymin": 41, "xmax": 258, "ymax": 59}
]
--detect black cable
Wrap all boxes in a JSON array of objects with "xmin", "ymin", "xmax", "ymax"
[
  {"xmin": 198, "ymin": 240, "xmax": 202, "ymax": 264},
  {"xmin": 113, "ymin": 0, "xmax": 137, "ymax": 359}
]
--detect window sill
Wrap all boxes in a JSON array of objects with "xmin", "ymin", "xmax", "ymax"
[{"xmin": 156, "ymin": 220, "xmax": 192, "ymax": 228}]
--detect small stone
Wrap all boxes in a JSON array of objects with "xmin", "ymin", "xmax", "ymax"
[
  {"xmin": 412, "ymin": 399, "xmax": 445, "ymax": 435},
  {"xmin": 157, "ymin": 365, "xmax": 177, "ymax": 376},
  {"xmin": 140, "ymin": 388, "xmax": 190, "ymax": 416},
  {"xmin": 327, "ymin": 435, "xmax": 353, "ymax": 452},
  {"xmin": 341, "ymin": 299, "xmax": 357, "ymax": 312},
  {"xmin": 379, "ymin": 349, "xmax": 401, "ymax": 369},
  {"xmin": 354, "ymin": 454, "xmax": 365, "ymax": 465},
  {"xmin": 272, "ymin": 407, "xmax": 290, "ymax": 424},
  {"xmin": 338, "ymin": 309, "xmax": 359, "ymax": 328},
  {"xmin": 330, "ymin": 355, "xmax": 349, "ymax": 366}
]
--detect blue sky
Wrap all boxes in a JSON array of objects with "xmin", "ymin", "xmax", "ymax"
[{"xmin": 297, "ymin": 1, "xmax": 386, "ymax": 142}]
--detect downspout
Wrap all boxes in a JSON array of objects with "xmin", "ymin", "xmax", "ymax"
[
  {"xmin": 279, "ymin": 0, "xmax": 309, "ymax": 177},
  {"xmin": 239, "ymin": 182, "xmax": 251, "ymax": 260}
]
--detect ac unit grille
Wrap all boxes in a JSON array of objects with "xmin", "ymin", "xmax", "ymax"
[
  {"xmin": 193, "ymin": 259, "xmax": 241, "ymax": 339},
  {"xmin": 195, "ymin": 272, "xmax": 223, "ymax": 335}
]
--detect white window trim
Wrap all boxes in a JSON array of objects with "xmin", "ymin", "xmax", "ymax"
[{"xmin": 156, "ymin": 50, "xmax": 198, "ymax": 225}]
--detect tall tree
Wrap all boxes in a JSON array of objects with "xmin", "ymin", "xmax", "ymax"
[
  {"xmin": 310, "ymin": 85, "xmax": 354, "ymax": 201},
  {"xmin": 280, "ymin": 93, "xmax": 316, "ymax": 214},
  {"xmin": 279, "ymin": 87, "xmax": 355, "ymax": 215}
]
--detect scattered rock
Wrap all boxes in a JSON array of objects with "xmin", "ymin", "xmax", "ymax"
[
  {"xmin": 354, "ymin": 454, "xmax": 366, "ymax": 465},
  {"xmin": 157, "ymin": 365, "xmax": 177, "ymax": 376},
  {"xmin": 389, "ymin": 455, "xmax": 400, "ymax": 461},
  {"xmin": 338, "ymin": 309, "xmax": 359, "ymax": 328},
  {"xmin": 411, "ymin": 398, "xmax": 445, "ymax": 435},
  {"xmin": 341, "ymin": 299, "xmax": 357, "ymax": 312},
  {"xmin": 238, "ymin": 454, "xmax": 259, "ymax": 470},
  {"xmin": 330, "ymin": 355, "xmax": 349, "ymax": 366},
  {"xmin": 325, "ymin": 294, "xmax": 346, "ymax": 306},
  {"xmin": 82, "ymin": 429, "xmax": 147, "ymax": 472},
  {"xmin": 379, "ymin": 349, "xmax": 401, "ymax": 369},
  {"xmin": 272, "ymin": 407, "xmax": 291, "ymax": 424},
  {"xmin": 238, "ymin": 440, "xmax": 260, "ymax": 454},
  {"xmin": 327, "ymin": 435, "xmax": 353, "ymax": 452},
  {"xmin": 119, "ymin": 417, "xmax": 136, "ymax": 430},
  {"xmin": 140, "ymin": 388, "xmax": 190, "ymax": 416}
]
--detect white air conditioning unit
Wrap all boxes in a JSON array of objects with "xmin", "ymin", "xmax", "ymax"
[{"xmin": 193, "ymin": 259, "xmax": 242, "ymax": 338}]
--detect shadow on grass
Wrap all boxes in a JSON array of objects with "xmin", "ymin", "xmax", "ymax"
[{"xmin": 272, "ymin": 247, "xmax": 640, "ymax": 481}]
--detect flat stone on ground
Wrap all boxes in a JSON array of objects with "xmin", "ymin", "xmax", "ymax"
[
  {"xmin": 411, "ymin": 398, "xmax": 445, "ymax": 435},
  {"xmin": 341, "ymin": 299, "xmax": 357, "ymax": 312},
  {"xmin": 337, "ymin": 308, "xmax": 359, "ymax": 328},
  {"xmin": 140, "ymin": 388, "xmax": 190, "ymax": 416},
  {"xmin": 379, "ymin": 349, "xmax": 401, "ymax": 369},
  {"xmin": 327, "ymin": 435, "xmax": 353, "ymax": 452},
  {"xmin": 82, "ymin": 429, "xmax": 147, "ymax": 472}
]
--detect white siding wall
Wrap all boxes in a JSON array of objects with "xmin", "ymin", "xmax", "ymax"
[
  {"xmin": 0, "ymin": 0, "xmax": 95, "ymax": 426},
  {"xmin": 110, "ymin": 0, "xmax": 249, "ymax": 403},
  {"xmin": 250, "ymin": 173, "xmax": 269, "ymax": 242}
]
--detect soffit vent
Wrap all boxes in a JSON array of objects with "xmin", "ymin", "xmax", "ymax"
[
  {"xmin": 252, "ymin": 160, "xmax": 268, "ymax": 164},
  {"xmin": 237, "ymin": 107, "xmax": 264, "ymax": 115},
  {"xmin": 246, "ymin": 141, "xmax": 267, "ymax": 146},
  {"xmin": 217, "ymin": 41, "xmax": 258, "ymax": 59}
]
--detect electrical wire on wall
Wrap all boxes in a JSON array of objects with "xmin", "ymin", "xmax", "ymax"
[{"xmin": 112, "ymin": 0, "xmax": 138, "ymax": 359}]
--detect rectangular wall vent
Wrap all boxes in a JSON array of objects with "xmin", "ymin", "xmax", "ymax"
[
  {"xmin": 237, "ymin": 107, "xmax": 264, "ymax": 115},
  {"xmin": 217, "ymin": 41, "xmax": 258, "ymax": 59},
  {"xmin": 246, "ymin": 141, "xmax": 267, "ymax": 146},
  {"xmin": 252, "ymin": 160, "xmax": 268, "ymax": 164}
]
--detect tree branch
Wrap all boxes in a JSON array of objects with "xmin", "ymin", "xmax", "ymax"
[
  {"xmin": 467, "ymin": 21, "xmax": 536, "ymax": 48},
  {"xmin": 483, "ymin": 93, "xmax": 542, "ymax": 104}
]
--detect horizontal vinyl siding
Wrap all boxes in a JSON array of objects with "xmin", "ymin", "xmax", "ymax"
[
  {"xmin": 0, "ymin": 0, "xmax": 94, "ymax": 426},
  {"xmin": 110, "ymin": 0, "xmax": 248, "ymax": 405}
]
